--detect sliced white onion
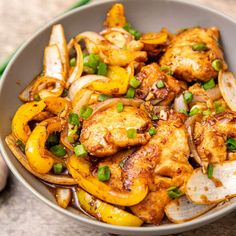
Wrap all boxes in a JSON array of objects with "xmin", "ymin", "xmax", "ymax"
[
  {"xmin": 185, "ymin": 115, "xmax": 202, "ymax": 166},
  {"xmin": 100, "ymin": 27, "xmax": 133, "ymax": 38},
  {"xmin": 165, "ymin": 196, "xmax": 215, "ymax": 223},
  {"xmin": 186, "ymin": 160, "xmax": 236, "ymax": 204},
  {"xmin": 91, "ymin": 98, "xmax": 143, "ymax": 116},
  {"xmin": 75, "ymin": 31, "xmax": 105, "ymax": 44},
  {"xmin": 174, "ymin": 93, "xmax": 188, "ymax": 112},
  {"xmin": 68, "ymin": 75, "xmax": 108, "ymax": 100},
  {"xmin": 55, "ymin": 187, "xmax": 72, "ymax": 208},
  {"xmin": 218, "ymin": 71, "xmax": 236, "ymax": 111}
]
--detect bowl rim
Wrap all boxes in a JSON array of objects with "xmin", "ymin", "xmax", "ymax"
[{"xmin": 1, "ymin": 0, "xmax": 236, "ymax": 234}]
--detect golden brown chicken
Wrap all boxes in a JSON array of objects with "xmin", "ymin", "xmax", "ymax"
[
  {"xmin": 135, "ymin": 63, "xmax": 186, "ymax": 105},
  {"xmin": 160, "ymin": 27, "xmax": 226, "ymax": 82},
  {"xmin": 80, "ymin": 104, "xmax": 152, "ymax": 157},
  {"xmin": 194, "ymin": 111, "xmax": 236, "ymax": 169},
  {"xmin": 122, "ymin": 111, "xmax": 193, "ymax": 224}
]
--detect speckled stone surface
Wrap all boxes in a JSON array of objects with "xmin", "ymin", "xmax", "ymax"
[{"xmin": 1, "ymin": 0, "xmax": 236, "ymax": 235}]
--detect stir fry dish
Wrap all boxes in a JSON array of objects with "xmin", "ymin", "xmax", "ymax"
[{"xmin": 6, "ymin": 3, "xmax": 236, "ymax": 226}]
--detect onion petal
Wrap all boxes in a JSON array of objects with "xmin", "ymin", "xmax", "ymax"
[
  {"xmin": 186, "ymin": 160, "xmax": 236, "ymax": 204},
  {"xmin": 55, "ymin": 187, "xmax": 72, "ymax": 208},
  {"xmin": 174, "ymin": 93, "xmax": 188, "ymax": 113},
  {"xmin": 165, "ymin": 196, "xmax": 215, "ymax": 223},
  {"xmin": 218, "ymin": 70, "xmax": 236, "ymax": 111}
]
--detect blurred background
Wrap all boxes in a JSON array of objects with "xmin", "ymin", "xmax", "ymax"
[{"xmin": 0, "ymin": 0, "xmax": 236, "ymax": 235}]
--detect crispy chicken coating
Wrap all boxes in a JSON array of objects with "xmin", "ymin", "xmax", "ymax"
[
  {"xmin": 123, "ymin": 112, "xmax": 193, "ymax": 224},
  {"xmin": 194, "ymin": 111, "xmax": 236, "ymax": 168},
  {"xmin": 135, "ymin": 63, "xmax": 186, "ymax": 105},
  {"xmin": 80, "ymin": 105, "xmax": 152, "ymax": 157},
  {"xmin": 160, "ymin": 27, "xmax": 226, "ymax": 82}
]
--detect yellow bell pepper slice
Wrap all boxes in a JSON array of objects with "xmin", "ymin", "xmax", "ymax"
[
  {"xmin": 77, "ymin": 189, "xmax": 143, "ymax": 226},
  {"xmin": 104, "ymin": 3, "xmax": 126, "ymax": 28},
  {"xmin": 90, "ymin": 66, "xmax": 129, "ymax": 95},
  {"xmin": 67, "ymin": 155, "xmax": 148, "ymax": 206},
  {"xmin": 140, "ymin": 32, "xmax": 168, "ymax": 45},
  {"xmin": 25, "ymin": 117, "xmax": 64, "ymax": 174},
  {"xmin": 12, "ymin": 100, "xmax": 46, "ymax": 143}
]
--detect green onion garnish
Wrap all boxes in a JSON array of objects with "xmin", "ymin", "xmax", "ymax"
[
  {"xmin": 202, "ymin": 110, "xmax": 211, "ymax": 116},
  {"xmin": 179, "ymin": 109, "xmax": 189, "ymax": 116},
  {"xmin": 123, "ymin": 23, "xmax": 141, "ymax": 40},
  {"xmin": 16, "ymin": 139, "xmax": 25, "ymax": 153},
  {"xmin": 53, "ymin": 163, "xmax": 63, "ymax": 174},
  {"xmin": 160, "ymin": 65, "xmax": 173, "ymax": 75},
  {"xmin": 125, "ymin": 87, "xmax": 135, "ymax": 98},
  {"xmin": 151, "ymin": 114, "xmax": 159, "ymax": 121},
  {"xmin": 192, "ymin": 43, "xmax": 208, "ymax": 51},
  {"xmin": 167, "ymin": 186, "xmax": 183, "ymax": 199},
  {"xmin": 50, "ymin": 144, "xmax": 66, "ymax": 157},
  {"xmin": 69, "ymin": 57, "xmax": 76, "ymax": 67},
  {"xmin": 129, "ymin": 76, "xmax": 141, "ymax": 88},
  {"xmin": 69, "ymin": 112, "xmax": 80, "ymax": 126},
  {"xmin": 212, "ymin": 59, "xmax": 223, "ymax": 71},
  {"xmin": 116, "ymin": 102, "xmax": 124, "ymax": 113},
  {"xmin": 34, "ymin": 94, "xmax": 41, "ymax": 101},
  {"xmin": 202, "ymin": 78, "xmax": 215, "ymax": 90},
  {"xmin": 46, "ymin": 133, "xmax": 59, "ymax": 147},
  {"xmin": 189, "ymin": 107, "xmax": 200, "ymax": 116},
  {"xmin": 156, "ymin": 80, "xmax": 165, "ymax": 89},
  {"xmin": 74, "ymin": 144, "xmax": 87, "ymax": 157},
  {"xmin": 207, "ymin": 164, "xmax": 214, "ymax": 179},
  {"xmin": 148, "ymin": 127, "xmax": 157, "ymax": 136},
  {"xmin": 80, "ymin": 105, "xmax": 93, "ymax": 119},
  {"xmin": 97, "ymin": 62, "xmax": 108, "ymax": 76},
  {"xmin": 127, "ymin": 128, "xmax": 137, "ymax": 139},
  {"xmin": 214, "ymin": 101, "xmax": 225, "ymax": 114},
  {"xmin": 98, "ymin": 94, "xmax": 112, "ymax": 102},
  {"xmin": 226, "ymin": 138, "xmax": 236, "ymax": 151},
  {"xmin": 83, "ymin": 54, "xmax": 100, "ymax": 71},
  {"xmin": 183, "ymin": 91, "xmax": 193, "ymax": 104},
  {"xmin": 97, "ymin": 166, "xmax": 111, "ymax": 182}
]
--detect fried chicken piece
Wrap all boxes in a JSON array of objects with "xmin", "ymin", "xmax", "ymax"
[
  {"xmin": 135, "ymin": 63, "xmax": 186, "ymax": 105},
  {"xmin": 80, "ymin": 105, "xmax": 152, "ymax": 157},
  {"xmin": 123, "ymin": 111, "xmax": 193, "ymax": 224},
  {"xmin": 160, "ymin": 27, "xmax": 227, "ymax": 82},
  {"xmin": 194, "ymin": 111, "xmax": 236, "ymax": 168}
]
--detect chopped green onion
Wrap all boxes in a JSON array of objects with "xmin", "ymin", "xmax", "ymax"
[
  {"xmin": 160, "ymin": 66, "xmax": 173, "ymax": 75},
  {"xmin": 207, "ymin": 164, "xmax": 214, "ymax": 179},
  {"xmin": 151, "ymin": 114, "xmax": 159, "ymax": 121},
  {"xmin": 167, "ymin": 186, "xmax": 183, "ymax": 199},
  {"xmin": 68, "ymin": 126, "xmax": 79, "ymax": 143},
  {"xmin": 189, "ymin": 107, "xmax": 200, "ymax": 116},
  {"xmin": 34, "ymin": 94, "xmax": 41, "ymax": 101},
  {"xmin": 53, "ymin": 163, "xmax": 63, "ymax": 174},
  {"xmin": 129, "ymin": 76, "xmax": 141, "ymax": 88},
  {"xmin": 69, "ymin": 57, "xmax": 76, "ymax": 67},
  {"xmin": 214, "ymin": 101, "xmax": 225, "ymax": 114},
  {"xmin": 97, "ymin": 62, "xmax": 107, "ymax": 76},
  {"xmin": 74, "ymin": 144, "xmax": 87, "ymax": 157},
  {"xmin": 156, "ymin": 80, "xmax": 165, "ymax": 89},
  {"xmin": 127, "ymin": 128, "xmax": 137, "ymax": 139},
  {"xmin": 16, "ymin": 139, "xmax": 25, "ymax": 153},
  {"xmin": 80, "ymin": 105, "xmax": 93, "ymax": 119},
  {"xmin": 119, "ymin": 157, "xmax": 128, "ymax": 169},
  {"xmin": 202, "ymin": 109, "xmax": 211, "ymax": 116},
  {"xmin": 83, "ymin": 54, "xmax": 100, "ymax": 71},
  {"xmin": 50, "ymin": 144, "xmax": 66, "ymax": 157},
  {"xmin": 192, "ymin": 43, "xmax": 208, "ymax": 51},
  {"xmin": 123, "ymin": 23, "xmax": 141, "ymax": 40},
  {"xmin": 212, "ymin": 59, "xmax": 223, "ymax": 71},
  {"xmin": 125, "ymin": 87, "xmax": 135, "ymax": 98},
  {"xmin": 226, "ymin": 138, "xmax": 236, "ymax": 151},
  {"xmin": 98, "ymin": 94, "xmax": 112, "ymax": 102},
  {"xmin": 97, "ymin": 166, "xmax": 111, "ymax": 182},
  {"xmin": 61, "ymin": 89, "xmax": 68, "ymax": 97},
  {"xmin": 69, "ymin": 112, "xmax": 79, "ymax": 126},
  {"xmin": 46, "ymin": 133, "xmax": 59, "ymax": 147},
  {"xmin": 202, "ymin": 78, "xmax": 215, "ymax": 90},
  {"xmin": 116, "ymin": 102, "xmax": 124, "ymax": 113},
  {"xmin": 183, "ymin": 91, "xmax": 193, "ymax": 104},
  {"xmin": 179, "ymin": 109, "xmax": 188, "ymax": 116},
  {"xmin": 148, "ymin": 127, "xmax": 157, "ymax": 136}
]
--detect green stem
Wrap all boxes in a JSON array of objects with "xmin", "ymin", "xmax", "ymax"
[{"xmin": 0, "ymin": 0, "xmax": 90, "ymax": 77}]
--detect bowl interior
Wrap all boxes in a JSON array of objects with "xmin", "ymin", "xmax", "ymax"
[{"xmin": 1, "ymin": 0, "xmax": 236, "ymax": 235}]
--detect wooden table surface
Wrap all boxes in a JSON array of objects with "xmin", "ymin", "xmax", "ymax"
[{"xmin": 1, "ymin": 0, "xmax": 236, "ymax": 235}]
